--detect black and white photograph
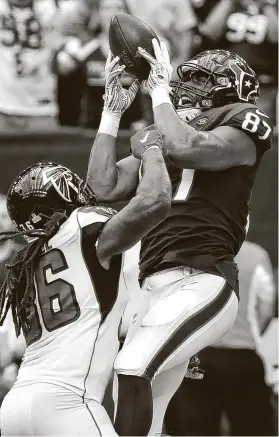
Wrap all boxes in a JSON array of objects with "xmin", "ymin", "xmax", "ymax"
[{"xmin": 0, "ymin": 0, "xmax": 277, "ymax": 435}]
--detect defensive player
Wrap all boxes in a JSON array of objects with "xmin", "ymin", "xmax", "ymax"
[
  {"xmin": 0, "ymin": 130, "xmax": 171, "ymax": 434},
  {"xmin": 87, "ymin": 41, "xmax": 273, "ymax": 436}
]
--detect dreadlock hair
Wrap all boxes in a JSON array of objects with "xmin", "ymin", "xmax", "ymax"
[{"xmin": 0, "ymin": 211, "xmax": 67, "ymax": 338}]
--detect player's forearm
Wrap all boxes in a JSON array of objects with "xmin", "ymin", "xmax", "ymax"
[
  {"xmin": 152, "ymin": 94, "xmax": 198, "ymax": 152},
  {"xmin": 137, "ymin": 148, "xmax": 172, "ymax": 207},
  {"xmin": 154, "ymin": 105, "xmax": 216, "ymax": 167},
  {"xmin": 86, "ymin": 126, "xmax": 119, "ymax": 201},
  {"xmin": 117, "ymin": 149, "xmax": 171, "ymax": 242},
  {"xmin": 104, "ymin": 150, "xmax": 171, "ymax": 258}
]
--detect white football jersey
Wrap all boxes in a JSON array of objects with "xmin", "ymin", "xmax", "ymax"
[
  {"xmin": 0, "ymin": 0, "xmax": 60, "ymax": 116},
  {"xmin": 14, "ymin": 206, "xmax": 128, "ymax": 402}
]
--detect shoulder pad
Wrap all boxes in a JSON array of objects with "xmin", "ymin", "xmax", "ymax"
[
  {"xmin": 76, "ymin": 206, "xmax": 116, "ymax": 229},
  {"xmin": 191, "ymin": 103, "xmax": 251, "ymax": 130}
]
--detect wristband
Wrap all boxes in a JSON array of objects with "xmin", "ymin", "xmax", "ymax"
[
  {"xmin": 151, "ymin": 86, "xmax": 172, "ymax": 109},
  {"xmin": 141, "ymin": 145, "xmax": 162, "ymax": 158},
  {"xmin": 98, "ymin": 111, "xmax": 121, "ymax": 138}
]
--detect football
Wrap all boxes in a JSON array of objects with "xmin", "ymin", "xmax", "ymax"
[{"xmin": 109, "ymin": 13, "xmax": 159, "ymax": 80}]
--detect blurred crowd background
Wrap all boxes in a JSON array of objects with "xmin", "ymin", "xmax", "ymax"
[
  {"xmin": 0, "ymin": 0, "xmax": 277, "ymax": 435},
  {"xmin": 0, "ymin": 0, "xmax": 277, "ymax": 131}
]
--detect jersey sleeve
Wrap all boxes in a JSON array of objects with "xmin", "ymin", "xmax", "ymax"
[
  {"xmin": 221, "ymin": 104, "xmax": 273, "ymax": 157},
  {"xmin": 76, "ymin": 206, "xmax": 116, "ymax": 230}
]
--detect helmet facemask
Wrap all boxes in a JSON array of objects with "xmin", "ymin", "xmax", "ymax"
[{"xmin": 171, "ymin": 62, "xmax": 237, "ymax": 113}]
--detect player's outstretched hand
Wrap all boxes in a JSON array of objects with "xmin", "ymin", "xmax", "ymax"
[
  {"xmin": 130, "ymin": 129, "xmax": 163, "ymax": 159},
  {"xmin": 103, "ymin": 50, "xmax": 140, "ymax": 116},
  {"xmin": 138, "ymin": 39, "xmax": 173, "ymax": 96}
]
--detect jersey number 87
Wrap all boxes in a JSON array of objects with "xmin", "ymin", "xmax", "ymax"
[{"xmin": 242, "ymin": 109, "xmax": 272, "ymax": 141}]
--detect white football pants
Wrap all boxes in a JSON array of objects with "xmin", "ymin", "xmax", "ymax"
[
  {"xmin": 114, "ymin": 266, "xmax": 238, "ymax": 434},
  {"xmin": 0, "ymin": 383, "xmax": 117, "ymax": 436}
]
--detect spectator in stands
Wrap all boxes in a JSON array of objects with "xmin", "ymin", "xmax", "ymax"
[
  {"xmin": 0, "ymin": 0, "xmax": 63, "ymax": 131},
  {"xmin": 0, "ymin": 315, "xmax": 26, "ymax": 437},
  {"xmin": 49, "ymin": 0, "xmax": 96, "ymax": 127},
  {"xmin": 190, "ymin": 0, "xmax": 229, "ymax": 54},
  {"xmin": 54, "ymin": 0, "xmax": 99, "ymax": 127},
  {"xmin": 56, "ymin": 0, "xmax": 197, "ymax": 128},
  {"xmin": 57, "ymin": 0, "xmax": 91, "ymax": 38},
  {"xmin": 0, "ymin": 194, "xmax": 21, "ymax": 290},
  {"xmin": 55, "ymin": 0, "xmax": 145, "ymax": 129},
  {"xmin": 0, "ymin": 194, "xmax": 24, "ymax": 410},
  {"xmin": 165, "ymin": 240, "xmax": 277, "ymax": 436},
  {"xmin": 83, "ymin": 0, "xmax": 143, "ymax": 129},
  {"xmin": 192, "ymin": 0, "xmax": 278, "ymax": 122},
  {"xmin": 85, "ymin": 0, "xmax": 101, "ymax": 36},
  {"xmin": 0, "ymin": 312, "xmax": 26, "ymax": 408},
  {"xmin": 0, "ymin": 0, "xmax": 93, "ymax": 131}
]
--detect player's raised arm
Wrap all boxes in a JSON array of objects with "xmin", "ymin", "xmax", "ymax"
[
  {"xmin": 97, "ymin": 130, "xmax": 171, "ymax": 269},
  {"xmin": 86, "ymin": 51, "xmax": 140, "ymax": 202},
  {"xmin": 139, "ymin": 40, "xmax": 272, "ymax": 171}
]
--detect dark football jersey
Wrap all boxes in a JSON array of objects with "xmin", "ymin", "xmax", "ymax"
[
  {"xmin": 139, "ymin": 103, "xmax": 273, "ymax": 295},
  {"xmin": 190, "ymin": 0, "xmax": 220, "ymax": 55},
  {"xmin": 191, "ymin": 1, "xmax": 278, "ymax": 79},
  {"xmin": 190, "ymin": 0, "xmax": 220, "ymax": 23},
  {"xmin": 219, "ymin": 2, "xmax": 278, "ymax": 78}
]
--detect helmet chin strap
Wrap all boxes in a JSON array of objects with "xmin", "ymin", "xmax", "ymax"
[{"xmin": 177, "ymin": 107, "xmax": 202, "ymax": 123}]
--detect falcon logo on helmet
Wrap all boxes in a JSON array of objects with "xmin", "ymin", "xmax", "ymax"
[
  {"xmin": 229, "ymin": 60, "xmax": 259, "ymax": 103},
  {"xmin": 42, "ymin": 166, "xmax": 78, "ymax": 203}
]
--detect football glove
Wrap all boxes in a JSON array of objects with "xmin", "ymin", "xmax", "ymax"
[
  {"xmin": 103, "ymin": 50, "xmax": 140, "ymax": 117},
  {"xmin": 138, "ymin": 39, "xmax": 173, "ymax": 96}
]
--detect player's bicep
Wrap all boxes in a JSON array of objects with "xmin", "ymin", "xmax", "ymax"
[
  {"xmin": 210, "ymin": 125, "xmax": 257, "ymax": 167},
  {"xmin": 170, "ymin": 104, "xmax": 273, "ymax": 170},
  {"xmin": 169, "ymin": 125, "xmax": 257, "ymax": 170}
]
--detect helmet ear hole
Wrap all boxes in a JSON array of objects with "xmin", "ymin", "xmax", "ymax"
[{"xmin": 216, "ymin": 77, "xmax": 229, "ymax": 86}]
